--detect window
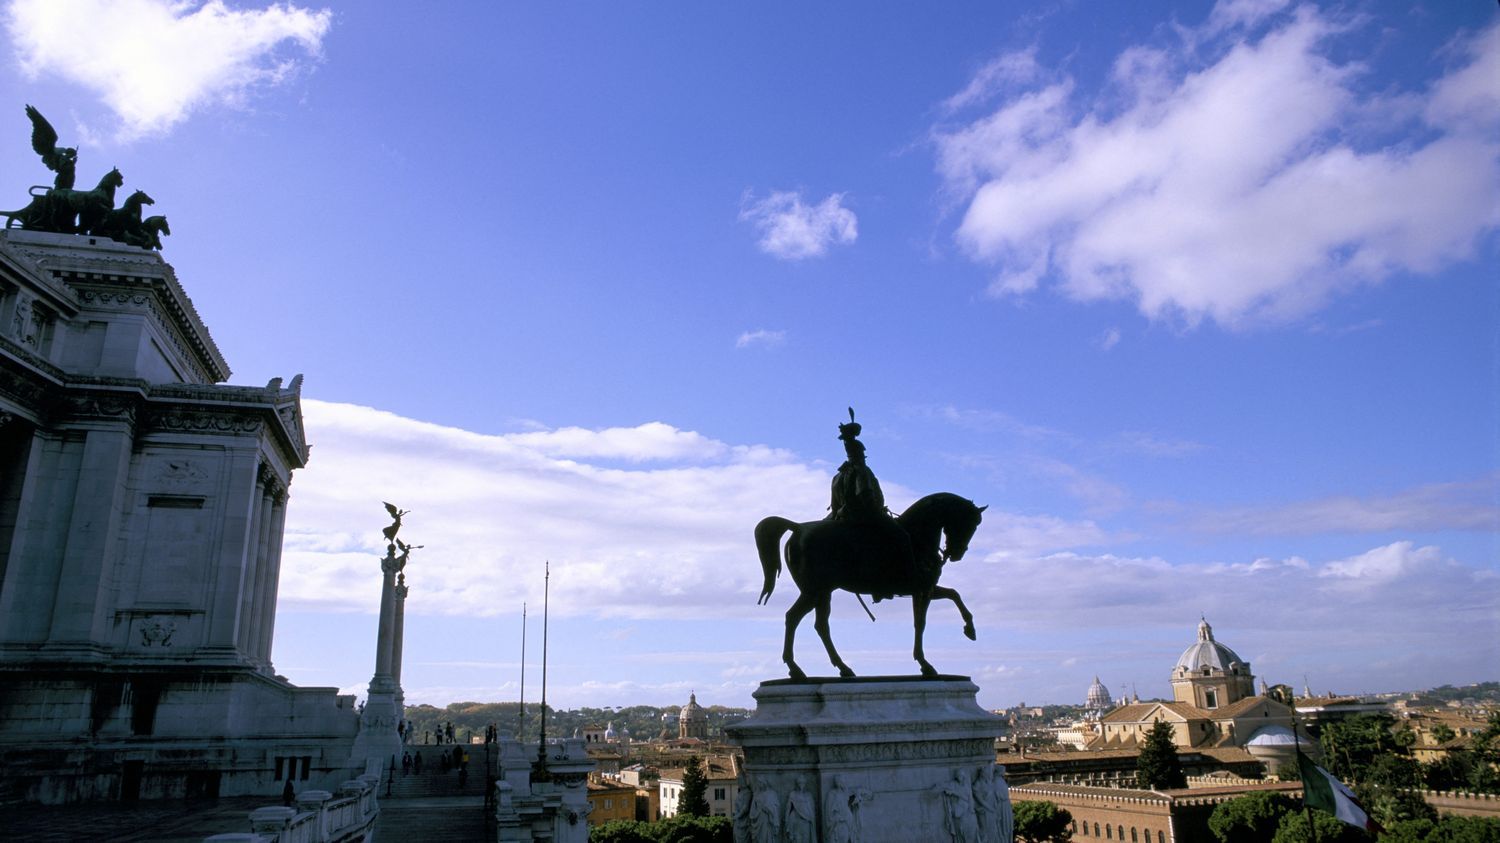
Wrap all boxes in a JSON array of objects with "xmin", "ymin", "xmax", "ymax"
[
  {"xmin": 301, "ymin": 756, "xmax": 311, "ymax": 781},
  {"xmin": 604, "ymin": 799, "xmax": 612, "ymax": 809},
  {"xmin": 1106, "ymin": 826, "xmax": 1112, "ymax": 839},
  {"xmin": 1132, "ymin": 829, "xmax": 1138, "ymax": 842},
  {"xmin": 1205, "ymin": 689, "xmax": 1219, "ymax": 709},
  {"xmin": 714, "ymin": 787, "xmax": 726, "ymax": 800},
  {"xmin": 1094, "ymin": 823, "xmax": 1101, "ymax": 837}
]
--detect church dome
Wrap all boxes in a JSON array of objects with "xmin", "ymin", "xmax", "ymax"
[
  {"xmin": 1246, "ymin": 725, "xmax": 1299, "ymax": 747},
  {"xmin": 1174, "ymin": 618, "xmax": 1247, "ymax": 674},
  {"xmin": 681, "ymin": 692, "xmax": 706, "ymax": 722},
  {"xmin": 604, "ymin": 721, "xmax": 617, "ymax": 740},
  {"xmin": 1085, "ymin": 676, "xmax": 1112, "ymax": 709}
]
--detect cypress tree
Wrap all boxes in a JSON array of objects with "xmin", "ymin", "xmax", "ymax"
[
  {"xmin": 679, "ymin": 755, "xmax": 710, "ymax": 817},
  {"xmin": 1137, "ymin": 721, "xmax": 1188, "ymax": 790}
]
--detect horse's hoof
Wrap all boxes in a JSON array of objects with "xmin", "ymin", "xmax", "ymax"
[
  {"xmin": 788, "ymin": 664, "xmax": 807, "ymax": 681},
  {"xmin": 964, "ymin": 625, "xmax": 977, "ymax": 641},
  {"xmin": 838, "ymin": 666, "xmax": 856, "ymax": 679},
  {"xmin": 920, "ymin": 663, "xmax": 938, "ymax": 678}
]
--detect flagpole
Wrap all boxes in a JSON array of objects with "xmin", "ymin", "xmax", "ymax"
[
  {"xmin": 517, "ymin": 602, "xmax": 526, "ymax": 739},
  {"xmin": 1289, "ymin": 690, "xmax": 1319, "ymax": 843},
  {"xmin": 536, "ymin": 561, "xmax": 550, "ymax": 770}
]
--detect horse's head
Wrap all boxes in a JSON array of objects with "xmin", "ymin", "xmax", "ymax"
[
  {"xmin": 941, "ymin": 501, "xmax": 986, "ymax": 562},
  {"xmin": 146, "ymin": 215, "xmax": 170, "ymax": 235},
  {"xmin": 100, "ymin": 168, "xmax": 124, "ymax": 190},
  {"xmin": 126, "ymin": 190, "xmax": 154, "ymax": 209}
]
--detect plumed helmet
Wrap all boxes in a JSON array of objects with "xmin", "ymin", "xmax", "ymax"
[{"xmin": 838, "ymin": 407, "xmax": 862, "ymax": 441}]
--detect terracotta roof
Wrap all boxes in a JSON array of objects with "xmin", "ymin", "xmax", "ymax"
[
  {"xmin": 1100, "ymin": 701, "xmax": 1206, "ymax": 723},
  {"xmin": 1214, "ymin": 695, "xmax": 1287, "ymax": 719}
]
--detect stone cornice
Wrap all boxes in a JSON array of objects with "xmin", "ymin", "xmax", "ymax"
[
  {"xmin": 0, "ymin": 362, "xmax": 307, "ymax": 467},
  {"xmin": 0, "ymin": 229, "xmax": 230, "ymax": 382},
  {"xmin": 0, "ymin": 234, "xmax": 81, "ymax": 314},
  {"xmin": 151, "ymin": 378, "xmax": 309, "ymax": 467}
]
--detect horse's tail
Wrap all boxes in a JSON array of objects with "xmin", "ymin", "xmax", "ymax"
[{"xmin": 754, "ymin": 516, "xmax": 797, "ymax": 605}]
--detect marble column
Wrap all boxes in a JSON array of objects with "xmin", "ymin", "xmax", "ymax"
[
  {"xmin": 254, "ymin": 493, "xmax": 288, "ymax": 665},
  {"xmin": 350, "ymin": 543, "xmax": 405, "ymax": 774},
  {"xmin": 392, "ymin": 573, "xmax": 407, "ymax": 711},
  {"xmin": 239, "ymin": 468, "xmax": 275, "ymax": 657},
  {"xmin": 372, "ymin": 548, "xmax": 397, "ymax": 691}
]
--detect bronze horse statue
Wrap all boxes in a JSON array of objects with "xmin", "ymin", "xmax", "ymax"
[
  {"xmin": 2, "ymin": 167, "xmax": 122, "ymax": 233},
  {"xmin": 755, "ymin": 492, "xmax": 986, "ymax": 679},
  {"xmin": 94, "ymin": 188, "xmax": 153, "ymax": 244}
]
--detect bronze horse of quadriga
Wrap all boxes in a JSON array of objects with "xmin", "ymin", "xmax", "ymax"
[{"xmin": 755, "ymin": 492, "xmax": 986, "ymax": 680}]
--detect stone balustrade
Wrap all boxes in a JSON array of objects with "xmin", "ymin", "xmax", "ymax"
[{"xmin": 204, "ymin": 775, "xmax": 379, "ymax": 843}]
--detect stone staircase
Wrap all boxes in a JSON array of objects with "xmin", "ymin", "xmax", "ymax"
[{"xmin": 386, "ymin": 767, "xmax": 488, "ymax": 799}]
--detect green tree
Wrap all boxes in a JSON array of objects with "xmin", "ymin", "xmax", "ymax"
[
  {"xmin": 1423, "ymin": 753, "xmax": 1470, "ymax": 791},
  {"xmin": 1137, "ymin": 721, "xmax": 1188, "ymax": 790},
  {"xmin": 656, "ymin": 815, "xmax": 732, "ymax": 843},
  {"xmin": 1321, "ymin": 714, "xmax": 1402, "ymax": 783},
  {"xmin": 1014, "ymin": 800, "xmax": 1074, "ymax": 842},
  {"xmin": 1430, "ymin": 724, "xmax": 1457, "ymax": 744},
  {"xmin": 590, "ymin": 819, "xmax": 656, "ymax": 843},
  {"xmin": 1272, "ymin": 809, "xmax": 1371, "ymax": 843},
  {"xmin": 588, "ymin": 816, "xmax": 732, "ymax": 843},
  {"xmin": 1354, "ymin": 782, "xmax": 1435, "ymax": 829},
  {"xmin": 1208, "ymin": 791, "xmax": 1296, "ymax": 842},
  {"xmin": 1378, "ymin": 814, "xmax": 1500, "ymax": 843},
  {"xmin": 678, "ymin": 755, "xmax": 710, "ymax": 818},
  {"xmin": 1468, "ymin": 713, "xmax": 1500, "ymax": 794},
  {"xmin": 1367, "ymin": 754, "xmax": 1423, "ymax": 789}
]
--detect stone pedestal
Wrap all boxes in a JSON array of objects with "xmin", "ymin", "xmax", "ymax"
[{"xmin": 726, "ymin": 677, "xmax": 1012, "ymax": 843}]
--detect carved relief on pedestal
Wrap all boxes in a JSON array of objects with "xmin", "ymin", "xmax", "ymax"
[
  {"xmin": 139, "ymin": 617, "xmax": 176, "ymax": 647},
  {"xmin": 9, "ymin": 292, "xmax": 34, "ymax": 345},
  {"xmin": 154, "ymin": 457, "xmax": 212, "ymax": 494},
  {"xmin": 122, "ymin": 611, "xmax": 199, "ymax": 653}
]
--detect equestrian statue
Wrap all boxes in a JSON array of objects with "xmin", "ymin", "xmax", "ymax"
[
  {"xmin": 1, "ymin": 105, "xmax": 171, "ymax": 250},
  {"xmin": 755, "ymin": 409, "xmax": 986, "ymax": 679}
]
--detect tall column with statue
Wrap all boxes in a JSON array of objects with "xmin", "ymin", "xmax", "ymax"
[{"xmin": 350, "ymin": 503, "xmax": 418, "ymax": 776}]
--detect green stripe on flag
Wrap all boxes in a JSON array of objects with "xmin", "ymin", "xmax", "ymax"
[{"xmin": 1297, "ymin": 751, "xmax": 1375, "ymax": 831}]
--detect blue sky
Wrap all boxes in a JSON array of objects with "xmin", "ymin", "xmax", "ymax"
[{"xmin": 2, "ymin": 0, "xmax": 1495, "ymax": 711}]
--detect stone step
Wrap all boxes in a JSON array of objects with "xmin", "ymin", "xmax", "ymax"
[{"xmin": 386, "ymin": 771, "xmax": 486, "ymax": 800}]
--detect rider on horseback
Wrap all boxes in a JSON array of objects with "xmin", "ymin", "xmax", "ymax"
[
  {"xmin": 829, "ymin": 410, "xmax": 886, "ymax": 522},
  {"xmin": 829, "ymin": 409, "xmax": 921, "ymax": 603}
]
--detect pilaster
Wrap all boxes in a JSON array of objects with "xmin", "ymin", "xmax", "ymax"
[
  {"xmin": 255, "ymin": 490, "xmax": 288, "ymax": 664},
  {"xmin": 47, "ymin": 422, "xmax": 133, "ymax": 649},
  {"xmin": 203, "ymin": 449, "xmax": 261, "ymax": 656}
]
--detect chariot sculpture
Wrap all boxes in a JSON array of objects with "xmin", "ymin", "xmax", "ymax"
[{"xmin": 2, "ymin": 105, "xmax": 171, "ymax": 250}]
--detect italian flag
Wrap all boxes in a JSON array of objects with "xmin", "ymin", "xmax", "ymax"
[{"xmin": 1297, "ymin": 751, "xmax": 1379, "ymax": 833}]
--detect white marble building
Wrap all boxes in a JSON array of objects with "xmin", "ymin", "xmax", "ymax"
[{"xmin": 0, "ymin": 230, "xmax": 358, "ymax": 803}]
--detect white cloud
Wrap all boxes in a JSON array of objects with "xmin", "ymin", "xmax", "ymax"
[
  {"xmin": 1319, "ymin": 541, "xmax": 1443, "ymax": 588},
  {"xmin": 739, "ymin": 190, "xmax": 857, "ymax": 260},
  {"xmin": 1097, "ymin": 326, "xmax": 1121, "ymax": 351},
  {"xmin": 280, "ymin": 400, "xmax": 889, "ymax": 619},
  {"xmin": 942, "ymin": 48, "xmax": 1041, "ymax": 113},
  {"xmin": 735, "ymin": 329, "xmax": 786, "ymax": 349},
  {"xmin": 934, "ymin": 9, "xmax": 1500, "ymax": 327},
  {"xmin": 1188, "ymin": 476, "xmax": 1500, "ymax": 535},
  {"xmin": 5, "ymin": 0, "xmax": 331, "ymax": 139},
  {"xmin": 956, "ymin": 540, "xmax": 1495, "ymax": 638}
]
